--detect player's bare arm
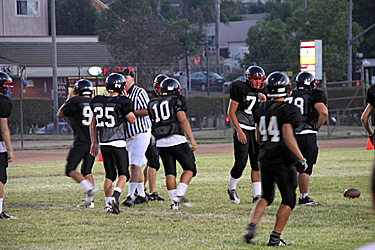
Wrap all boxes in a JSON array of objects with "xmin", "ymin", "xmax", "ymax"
[
  {"xmin": 258, "ymin": 92, "xmax": 267, "ymax": 102},
  {"xmin": 0, "ymin": 118, "xmax": 13, "ymax": 162},
  {"xmin": 125, "ymin": 112, "xmax": 136, "ymax": 124},
  {"xmin": 134, "ymin": 109, "xmax": 148, "ymax": 117},
  {"xmin": 89, "ymin": 115, "xmax": 99, "ymax": 157},
  {"xmin": 177, "ymin": 110, "xmax": 197, "ymax": 151},
  {"xmin": 228, "ymin": 99, "xmax": 246, "ymax": 144},
  {"xmin": 255, "ymin": 124, "xmax": 261, "ymax": 144},
  {"xmin": 361, "ymin": 104, "xmax": 374, "ymax": 136},
  {"xmin": 314, "ymin": 102, "xmax": 328, "ymax": 131}
]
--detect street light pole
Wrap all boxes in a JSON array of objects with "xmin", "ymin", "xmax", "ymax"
[{"xmin": 51, "ymin": 0, "xmax": 59, "ymax": 134}]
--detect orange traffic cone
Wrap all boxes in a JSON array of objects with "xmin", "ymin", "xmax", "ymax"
[
  {"xmin": 366, "ymin": 138, "xmax": 374, "ymax": 150},
  {"xmin": 98, "ymin": 152, "xmax": 103, "ymax": 162}
]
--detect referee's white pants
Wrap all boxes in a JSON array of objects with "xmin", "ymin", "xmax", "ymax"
[{"xmin": 126, "ymin": 130, "xmax": 151, "ymax": 167}]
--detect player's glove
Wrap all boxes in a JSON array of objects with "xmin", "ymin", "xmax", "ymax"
[
  {"xmin": 369, "ymin": 134, "xmax": 374, "ymax": 146},
  {"xmin": 296, "ymin": 158, "xmax": 308, "ymax": 173}
]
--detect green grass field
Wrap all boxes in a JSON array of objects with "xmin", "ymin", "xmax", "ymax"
[{"xmin": 1, "ymin": 148, "xmax": 375, "ymax": 249}]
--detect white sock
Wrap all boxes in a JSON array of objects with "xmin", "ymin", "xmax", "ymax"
[
  {"xmin": 80, "ymin": 179, "xmax": 93, "ymax": 192},
  {"xmin": 168, "ymin": 189, "xmax": 177, "ymax": 202},
  {"xmin": 229, "ymin": 176, "xmax": 240, "ymax": 190},
  {"xmin": 176, "ymin": 183, "xmax": 188, "ymax": 197},
  {"xmin": 105, "ymin": 197, "xmax": 111, "ymax": 207},
  {"xmin": 252, "ymin": 182, "xmax": 261, "ymax": 197},
  {"xmin": 0, "ymin": 198, "xmax": 3, "ymax": 213},
  {"xmin": 114, "ymin": 187, "xmax": 122, "ymax": 194},
  {"xmin": 128, "ymin": 182, "xmax": 137, "ymax": 199},
  {"xmin": 137, "ymin": 183, "xmax": 146, "ymax": 197},
  {"xmin": 300, "ymin": 193, "xmax": 308, "ymax": 199}
]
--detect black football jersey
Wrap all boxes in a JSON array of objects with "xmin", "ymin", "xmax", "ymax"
[
  {"xmin": 146, "ymin": 89, "xmax": 158, "ymax": 100},
  {"xmin": 285, "ymin": 89, "xmax": 327, "ymax": 133},
  {"xmin": 61, "ymin": 96, "xmax": 92, "ymax": 144},
  {"xmin": 90, "ymin": 95, "xmax": 134, "ymax": 143},
  {"xmin": 229, "ymin": 80, "xmax": 264, "ymax": 129},
  {"xmin": 148, "ymin": 95, "xmax": 187, "ymax": 140},
  {"xmin": 0, "ymin": 95, "xmax": 12, "ymax": 142},
  {"xmin": 255, "ymin": 100, "xmax": 301, "ymax": 165},
  {"xmin": 366, "ymin": 85, "xmax": 375, "ymax": 107}
]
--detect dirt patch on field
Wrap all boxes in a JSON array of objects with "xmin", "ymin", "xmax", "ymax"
[{"xmin": 12, "ymin": 138, "xmax": 368, "ymax": 163}]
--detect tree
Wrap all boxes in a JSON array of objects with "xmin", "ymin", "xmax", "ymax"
[
  {"xmin": 96, "ymin": 0, "xmax": 202, "ymax": 87},
  {"xmin": 55, "ymin": 0, "xmax": 98, "ymax": 35},
  {"xmin": 244, "ymin": 0, "xmax": 363, "ymax": 81}
]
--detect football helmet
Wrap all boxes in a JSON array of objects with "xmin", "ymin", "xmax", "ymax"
[
  {"xmin": 296, "ymin": 71, "xmax": 316, "ymax": 90},
  {"xmin": 160, "ymin": 78, "xmax": 182, "ymax": 96},
  {"xmin": 73, "ymin": 79, "xmax": 93, "ymax": 97},
  {"xmin": 246, "ymin": 66, "xmax": 266, "ymax": 89},
  {"xmin": 105, "ymin": 73, "xmax": 127, "ymax": 94},
  {"xmin": 153, "ymin": 74, "xmax": 168, "ymax": 96},
  {"xmin": 265, "ymin": 72, "xmax": 291, "ymax": 98},
  {"xmin": 0, "ymin": 72, "xmax": 14, "ymax": 95}
]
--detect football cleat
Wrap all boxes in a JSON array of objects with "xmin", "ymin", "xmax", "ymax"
[
  {"xmin": 148, "ymin": 192, "xmax": 165, "ymax": 201},
  {"xmin": 122, "ymin": 196, "xmax": 134, "ymax": 207},
  {"xmin": 170, "ymin": 202, "xmax": 179, "ymax": 210},
  {"xmin": 104, "ymin": 206, "xmax": 113, "ymax": 214},
  {"xmin": 228, "ymin": 189, "xmax": 240, "ymax": 204},
  {"xmin": 134, "ymin": 195, "xmax": 149, "ymax": 204},
  {"xmin": 86, "ymin": 186, "xmax": 99, "ymax": 199},
  {"xmin": 252, "ymin": 195, "xmax": 261, "ymax": 203},
  {"xmin": 172, "ymin": 196, "xmax": 192, "ymax": 207},
  {"xmin": 243, "ymin": 224, "xmax": 256, "ymax": 244},
  {"xmin": 267, "ymin": 237, "xmax": 291, "ymax": 246},
  {"xmin": 109, "ymin": 197, "xmax": 120, "ymax": 214},
  {"xmin": 77, "ymin": 201, "xmax": 94, "ymax": 209},
  {"xmin": 0, "ymin": 211, "xmax": 16, "ymax": 219},
  {"xmin": 298, "ymin": 196, "xmax": 320, "ymax": 206}
]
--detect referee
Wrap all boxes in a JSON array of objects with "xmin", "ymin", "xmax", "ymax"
[{"xmin": 121, "ymin": 68, "xmax": 152, "ymax": 206}]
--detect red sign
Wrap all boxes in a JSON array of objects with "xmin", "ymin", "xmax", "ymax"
[{"xmin": 103, "ymin": 66, "xmax": 134, "ymax": 76}]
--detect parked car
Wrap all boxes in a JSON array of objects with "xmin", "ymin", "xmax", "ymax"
[
  {"xmin": 190, "ymin": 72, "xmax": 225, "ymax": 91},
  {"xmin": 223, "ymin": 76, "xmax": 245, "ymax": 92},
  {"xmin": 33, "ymin": 122, "xmax": 73, "ymax": 135}
]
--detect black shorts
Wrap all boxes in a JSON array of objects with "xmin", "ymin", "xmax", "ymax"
[
  {"xmin": 296, "ymin": 134, "xmax": 318, "ymax": 175},
  {"xmin": 65, "ymin": 143, "xmax": 95, "ymax": 177},
  {"xmin": 100, "ymin": 145, "xmax": 130, "ymax": 182},
  {"xmin": 145, "ymin": 141, "xmax": 160, "ymax": 171},
  {"xmin": 259, "ymin": 161, "xmax": 297, "ymax": 210},
  {"xmin": 231, "ymin": 129, "xmax": 259, "ymax": 179},
  {"xmin": 0, "ymin": 152, "xmax": 8, "ymax": 184},
  {"xmin": 157, "ymin": 143, "xmax": 197, "ymax": 177}
]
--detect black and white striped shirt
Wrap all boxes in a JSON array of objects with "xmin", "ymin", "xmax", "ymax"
[{"xmin": 125, "ymin": 85, "xmax": 152, "ymax": 138}]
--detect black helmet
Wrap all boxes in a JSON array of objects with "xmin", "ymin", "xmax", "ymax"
[
  {"xmin": 296, "ymin": 71, "xmax": 316, "ymax": 90},
  {"xmin": 0, "ymin": 72, "xmax": 13, "ymax": 95},
  {"xmin": 105, "ymin": 73, "xmax": 127, "ymax": 94},
  {"xmin": 73, "ymin": 79, "xmax": 93, "ymax": 97},
  {"xmin": 160, "ymin": 78, "xmax": 182, "ymax": 96},
  {"xmin": 153, "ymin": 74, "xmax": 168, "ymax": 96},
  {"xmin": 246, "ymin": 66, "xmax": 266, "ymax": 89},
  {"xmin": 265, "ymin": 72, "xmax": 291, "ymax": 98}
]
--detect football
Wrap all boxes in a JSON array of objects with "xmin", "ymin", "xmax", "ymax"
[{"xmin": 343, "ymin": 188, "xmax": 361, "ymax": 198}]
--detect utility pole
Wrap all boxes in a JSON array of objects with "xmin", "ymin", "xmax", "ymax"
[
  {"xmin": 302, "ymin": 0, "xmax": 307, "ymax": 8},
  {"xmin": 347, "ymin": 0, "xmax": 352, "ymax": 82},
  {"xmin": 215, "ymin": 0, "xmax": 220, "ymax": 74},
  {"xmin": 51, "ymin": 0, "xmax": 59, "ymax": 134}
]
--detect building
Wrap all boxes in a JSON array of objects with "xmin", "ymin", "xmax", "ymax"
[{"xmin": 0, "ymin": 0, "xmax": 114, "ymax": 99}]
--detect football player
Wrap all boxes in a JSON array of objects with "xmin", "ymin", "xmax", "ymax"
[
  {"xmin": 361, "ymin": 84, "xmax": 375, "ymax": 147},
  {"xmin": 243, "ymin": 72, "xmax": 307, "ymax": 246},
  {"xmin": 0, "ymin": 72, "xmax": 16, "ymax": 219},
  {"xmin": 148, "ymin": 78, "xmax": 197, "ymax": 209},
  {"xmin": 57, "ymin": 79, "xmax": 99, "ymax": 209},
  {"xmin": 89, "ymin": 73, "xmax": 135, "ymax": 214},
  {"xmin": 141, "ymin": 74, "xmax": 168, "ymax": 202},
  {"xmin": 285, "ymin": 72, "xmax": 328, "ymax": 206},
  {"xmin": 227, "ymin": 66, "xmax": 266, "ymax": 204}
]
